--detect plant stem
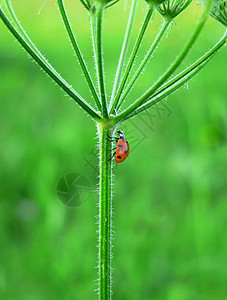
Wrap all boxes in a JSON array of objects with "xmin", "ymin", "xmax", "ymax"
[
  {"xmin": 90, "ymin": 12, "xmax": 98, "ymax": 78},
  {"xmin": 4, "ymin": 0, "xmax": 36, "ymax": 49},
  {"xmin": 120, "ymin": 30, "xmax": 227, "ymax": 121},
  {"xmin": 106, "ymin": 0, "xmax": 120, "ymax": 9},
  {"xmin": 144, "ymin": 30, "xmax": 227, "ymax": 105},
  {"xmin": 79, "ymin": 0, "xmax": 90, "ymax": 11},
  {"xmin": 4, "ymin": 0, "xmax": 67, "ymax": 87},
  {"xmin": 116, "ymin": 20, "xmax": 171, "ymax": 111},
  {"xmin": 0, "ymin": 6, "xmax": 102, "ymax": 121},
  {"xmin": 109, "ymin": 0, "xmax": 138, "ymax": 106},
  {"xmin": 123, "ymin": 58, "xmax": 211, "ymax": 121},
  {"xmin": 109, "ymin": 4, "xmax": 154, "ymax": 114},
  {"xmin": 114, "ymin": 0, "xmax": 213, "ymax": 123},
  {"xmin": 97, "ymin": 123, "xmax": 115, "ymax": 300},
  {"xmin": 57, "ymin": 0, "xmax": 102, "ymax": 111},
  {"xmin": 95, "ymin": 3, "xmax": 108, "ymax": 117}
]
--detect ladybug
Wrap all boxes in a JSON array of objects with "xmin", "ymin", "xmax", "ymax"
[{"xmin": 107, "ymin": 130, "xmax": 129, "ymax": 163}]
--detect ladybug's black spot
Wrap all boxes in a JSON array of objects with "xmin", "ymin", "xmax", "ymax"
[
  {"xmin": 117, "ymin": 156, "xmax": 121, "ymax": 159},
  {"xmin": 125, "ymin": 149, "xmax": 128, "ymax": 153},
  {"xmin": 118, "ymin": 144, "xmax": 122, "ymax": 148}
]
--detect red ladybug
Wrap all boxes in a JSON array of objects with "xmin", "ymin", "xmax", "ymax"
[{"xmin": 107, "ymin": 130, "xmax": 129, "ymax": 163}]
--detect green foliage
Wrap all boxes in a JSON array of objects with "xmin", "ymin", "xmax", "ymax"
[
  {"xmin": 211, "ymin": 0, "xmax": 227, "ymax": 27},
  {"xmin": 1, "ymin": 35, "xmax": 227, "ymax": 298},
  {"xmin": 157, "ymin": 0, "xmax": 193, "ymax": 20},
  {"xmin": 0, "ymin": 0, "xmax": 227, "ymax": 299},
  {"xmin": 144, "ymin": 0, "xmax": 166, "ymax": 6}
]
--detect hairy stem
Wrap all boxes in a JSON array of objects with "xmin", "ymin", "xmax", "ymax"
[
  {"xmin": 116, "ymin": 20, "xmax": 171, "ymax": 111},
  {"xmin": 97, "ymin": 123, "xmax": 115, "ymax": 300},
  {"xmin": 95, "ymin": 3, "xmax": 108, "ymax": 117},
  {"xmin": 121, "ymin": 30, "xmax": 227, "ymax": 121},
  {"xmin": 4, "ymin": 0, "xmax": 68, "ymax": 85},
  {"xmin": 115, "ymin": 0, "xmax": 213, "ymax": 123},
  {"xmin": 109, "ymin": 4, "xmax": 154, "ymax": 114},
  {"xmin": 123, "ymin": 58, "xmax": 211, "ymax": 121},
  {"xmin": 57, "ymin": 0, "xmax": 101, "ymax": 110},
  {"xmin": 0, "ymin": 6, "xmax": 101, "ymax": 121},
  {"xmin": 145, "ymin": 30, "xmax": 227, "ymax": 105},
  {"xmin": 110, "ymin": 0, "xmax": 138, "ymax": 106},
  {"xmin": 5, "ymin": 0, "xmax": 37, "ymax": 50}
]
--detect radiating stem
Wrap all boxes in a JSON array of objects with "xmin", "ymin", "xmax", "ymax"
[
  {"xmin": 95, "ymin": 3, "xmax": 108, "ymax": 117},
  {"xmin": 116, "ymin": 20, "xmax": 171, "ymax": 111},
  {"xmin": 5, "ymin": 0, "xmax": 36, "ymax": 50},
  {"xmin": 109, "ymin": 0, "xmax": 138, "ymax": 106},
  {"xmin": 144, "ymin": 30, "xmax": 227, "ymax": 105},
  {"xmin": 119, "ymin": 30, "xmax": 227, "ymax": 122},
  {"xmin": 0, "ymin": 6, "xmax": 101, "ymax": 121},
  {"xmin": 109, "ymin": 4, "xmax": 154, "ymax": 114},
  {"xmin": 90, "ymin": 12, "xmax": 98, "ymax": 79},
  {"xmin": 4, "ymin": 0, "xmax": 66, "ymax": 83},
  {"xmin": 106, "ymin": 0, "xmax": 120, "ymax": 9},
  {"xmin": 114, "ymin": 0, "xmax": 213, "ymax": 123},
  {"xmin": 97, "ymin": 123, "xmax": 115, "ymax": 300},
  {"xmin": 122, "ymin": 58, "xmax": 211, "ymax": 121},
  {"xmin": 57, "ymin": 0, "xmax": 102, "ymax": 110}
]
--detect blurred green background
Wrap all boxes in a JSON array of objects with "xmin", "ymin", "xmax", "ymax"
[{"xmin": 0, "ymin": 1, "xmax": 227, "ymax": 299}]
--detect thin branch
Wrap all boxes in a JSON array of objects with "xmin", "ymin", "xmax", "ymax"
[
  {"xmin": 109, "ymin": 0, "xmax": 138, "ymax": 107},
  {"xmin": 122, "ymin": 59, "xmax": 212, "ymax": 121},
  {"xmin": 118, "ymin": 30, "xmax": 227, "ymax": 122},
  {"xmin": 109, "ymin": 4, "xmax": 154, "ymax": 114},
  {"xmin": 114, "ymin": 0, "xmax": 213, "ymax": 123},
  {"xmin": 79, "ymin": 0, "xmax": 89, "ymax": 11},
  {"xmin": 57, "ymin": 0, "xmax": 102, "ymax": 111},
  {"xmin": 4, "ymin": 0, "xmax": 54, "ymax": 66},
  {"xmin": 0, "ymin": 6, "xmax": 101, "ymax": 121},
  {"xmin": 106, "ymin": 0, "xmax": 120, "ymax": 9},
  {"xmin": 116, "ymin": 19, "xmax": 171, "ymax": 111},
  {"xmin": 144, "ymin": 30, "xmax": 227, "ymax": 106},
  {"xmin": 95, "ymin": 3, "xmax": 108, "ymax": 118}
]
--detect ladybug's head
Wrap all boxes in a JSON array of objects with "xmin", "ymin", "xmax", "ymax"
[{"xmin": 117, "ymin": 130, "xmax": 125, "ymax": 140}]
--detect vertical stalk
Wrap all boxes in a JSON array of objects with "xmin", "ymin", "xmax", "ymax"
[
  {"xmin": 116, "ymin": 20, "xmax": 171, "ymax": 111},
  {"xmin": 0, "ymin": 6, "xmax": 102, "ymax": 121},
  {"xmin": 115, "ymin": 0, "xmax": 213, "ymax": 122},
  {"xmin": 95, "ymin": 3, "xmax": 108, "ymax": 117},
  {"xmin": 57, "ymin": 0, "xmax": 102, "ymax": 110},
  {"xmin": 97, "ymin": 123, "xmax": 115, "ymax": 299},
  {"xmin": 110, "ymin": 0, "xmax": 138, "ymax": 105},
  {"xmin": 109, "ymin": 4, "xmax": 154, "ymax": 114}
]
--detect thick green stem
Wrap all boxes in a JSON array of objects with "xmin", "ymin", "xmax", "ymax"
[
  {"xmin": 114, "ymin": 0, "xmax": 213, "ymax": 123},
  {"xmin": 57, "ymin": 0, "xmax": 101, "ymax": 110},
  {"xmin": 109, "ymin": 4, "xmax": 154, "ymax": 114},
  {"xmin": 110, "ymin": 0, "xmax": 138, "ymax": 105},
  {"xmin": 95, "ymin": 3, "xmax": 108, "ymax": 117},
  {"xmin": 97, "ymin": 123, "xmax": 115, "ymax": 300},
  {"xmin": 116, "ymin": 20, "xmax": 171, "ymax": 111}
]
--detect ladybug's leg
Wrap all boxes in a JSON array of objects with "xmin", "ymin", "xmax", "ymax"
[
  {"xmin": 106, "ymin": 138, "xmax": 114, "ymax": 143},
  {"xmin": 107, "ymin": 134, "xmax": 118, "ymax": 141},
  {"xmin": 106, "ymin": 151, "xmax": 116, "ymax": 162},
  {"xmin": 106, "ymin": 136, "xmax": 118, "ymax": 143}
]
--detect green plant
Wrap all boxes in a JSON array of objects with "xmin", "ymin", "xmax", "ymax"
[{"xmin": 0, "ymin": 0, "xmax": 226, "ymax": 299}]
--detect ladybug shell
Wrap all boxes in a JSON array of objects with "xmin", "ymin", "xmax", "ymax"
[{"xmin": 115, "ymin": 139, "xmax": 129, "ymax": 163}]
